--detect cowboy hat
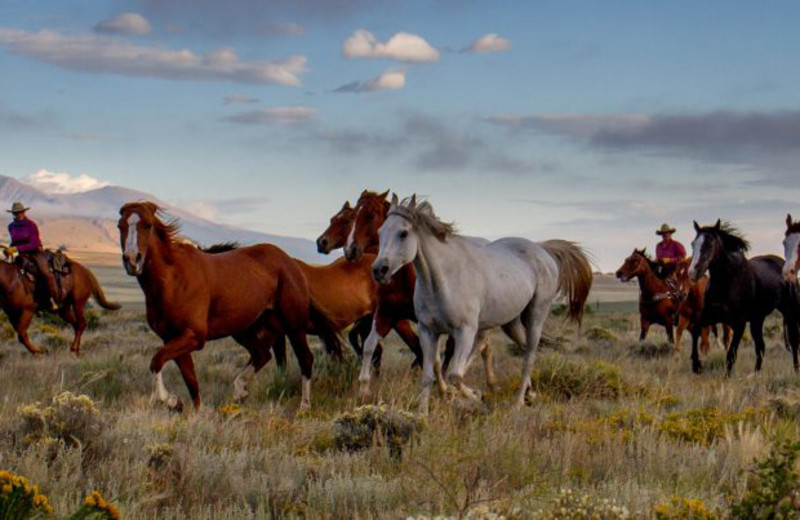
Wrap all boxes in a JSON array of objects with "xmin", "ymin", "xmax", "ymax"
[
  {"xmin": 656, "ymin": 223, "xmax": 676, "ymax": 235},
  {"xmin": 7, "ymin": 202, "xmax": 30, "ymax": 214}
]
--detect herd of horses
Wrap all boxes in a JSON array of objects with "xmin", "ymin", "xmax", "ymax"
[{"xmin": 3, "ymin": 192, "xmax": 800, "ymax": 415}]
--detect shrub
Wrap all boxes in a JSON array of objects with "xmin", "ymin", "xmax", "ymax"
[
  {"xmin": 729, "ymin": 438, "xmax": 800, "ymax": 519},
  {"xmin": 17, "ymin": 392, "xmax": 104, "ymax": 449},
  {"xmin": 0, "ymin": 470, "xmax": 54, "ymax": 518},
  {"xmin": 631, "ymin": 340, "xmax": 674, "ymax": 358},
  {"xmin": 67, "ymin": 490, "xmax": 121, "ymax": 520},
  {"xmin": 530, "ymin": 355, "xmax": 628, "ymax": 400},
  {"xmin": 654, "ymin": 496, "xmax": 719, "ymax": 519},
  {"xmin": 658, "ymin": 408, "xmax": 755, "ymax": 447},
  {"xmin": 332, "ymin": 405, "xmax": 424, "ymax": 457},
  {"xmin": 585, "ymin": 326, "xmax": 617, "ymax": 344}
]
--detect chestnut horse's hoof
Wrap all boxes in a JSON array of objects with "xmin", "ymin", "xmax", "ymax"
[
  {"xmin": 692, "ymin": 364, "xmax": 703, "ymax": 375},
  {"xmin": 169, "ymin": 399, "xmax": 184, "ymax": 413}
]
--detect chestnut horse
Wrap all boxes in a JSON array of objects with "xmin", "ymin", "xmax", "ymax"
[
  {"xmin": 616, "ymin": 248, "xmax": 678, "ymax": 343},
  {"xmin": 674, "ymin": 258, "xmax": 731, "ymax": 354},
  {"xmin": 118, "ymin": 202, "xmax": 341, "ymax": 412},
  {"xmin": 0, "ymin": 250, "xmax": 120, "ymax": 354}
]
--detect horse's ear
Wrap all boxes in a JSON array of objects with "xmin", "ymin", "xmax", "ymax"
[
  {"xmin": 693, "ymin": 220, "xmax": 700, "ymax": 232},
  {"xmin": 378, "ymin": 189, "xmax": 389, "ymax": 200},
  {"xmin": 714, "ymin": 219, "xmax": 721, "ymax": 229},
  {"xmin": 390, "ymin": 193, "xmax": 399, "ymax": 209},
  {"xmin": 409, "ymin": 194, "xmax": 417, "ymax": 210},
  {"xmin": 787, "ymin": 213, "xmax": 793, "ymax": 228},
  {"xmin": 342, "ymin": 201, "xmax": 351, "ymax": 210},
  {"xmin": 360, "ymin": 189, "xmax": 368, "ymax": 197}
]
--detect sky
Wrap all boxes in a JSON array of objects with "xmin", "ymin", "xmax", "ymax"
[{"xmin": 1, "ymin": 0, "xmax": 799, "ymax": 271}]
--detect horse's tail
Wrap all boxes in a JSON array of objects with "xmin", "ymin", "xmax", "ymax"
[
  {"xmin": 308, "ymin": 298, "xmax": 343, "ymax": 360},
  {"xmin": 541, "ymin": 239, "xmax": 594, "ymax": 326},
  {"xmin": 86, "ymin": 268, "xmax": 122, "ymax": 310}
]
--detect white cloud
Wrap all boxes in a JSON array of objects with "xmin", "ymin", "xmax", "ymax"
[
  {"xmin": 0, "ymin": 26, "xmax": 308, "ymax": 86},
  {"xmin": 25, "ymin": 169, "xmax": 111, "ymax": 194},
  {"xmin": 94, "ymin": 13, "xmax": 153, "ymax": 35},
  {"xmin": 334, "ymin": 68, "xmax": 406, "ymax": 93},
  {"xmin": 468, "ymin": 33, "xmax": 511, "ymax": 53},
  {"xmin": 221, "ymin": 106, "xmax": 317, "ymax": 124},
  {"xmin": 342, "ymin": 29, "xmax": 439, "ymax": 62}
]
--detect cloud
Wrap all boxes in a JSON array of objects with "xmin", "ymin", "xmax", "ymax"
[
  {"xmin": 94, "ymin": 13, "xmax": 152, "ymax": 35},
  {"xmin": 0, "ymin": 102, "xmax": 55, "ymax": 129},
  {"xmin": 333, "ymin": 68, "xmax": 406, "ymax": 93},
  {"xmin": 25, "ymin": 169, "xmax": 111, "ymax": 194},
  {"xmin": 466, "ymin": 33, "xmax": 511, "ymax": 53},
  {"xmin": 342, "ymin": 29, "xmax": 439, "ymax": 62},
  {"xmin": 489, "ymin": 113, "xmax": 647, "ymax": 138},
  {"xmin": 259, "ymin": 22, "xmax": 305, "ymax": 37},
  {"xmin": 221, "ymin": 106, "xmax": 317, "ymax": 125},
  {"xmin": 223, "ymin": 93, "xmax": 259, "ymax": 105},
  {"xmin": 0, "ymin": 26, "xmax": 308, "ymax": 86}
]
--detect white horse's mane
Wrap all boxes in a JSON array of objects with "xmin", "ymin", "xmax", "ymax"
[{"xmin": 388, "ymin": 195, "xmax": 455, "ymax": 241}]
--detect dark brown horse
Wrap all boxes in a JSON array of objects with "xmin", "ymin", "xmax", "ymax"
[
  {"xmin": 316, "ymin": 201, "xmax": 355, "ymax": 254},
  {"xmin": 118, "ymin": 202, "xmax": 341, "ymax": 412},
  {"xmin": 0, "ymin": 250, "xmax": 120, "ymax": 355},
  {"xmin": 616, "ymin": 248, "xmax": 677, "ymax": 344}
]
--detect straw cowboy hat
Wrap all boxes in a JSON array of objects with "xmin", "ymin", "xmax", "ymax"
[
  {"xmin": 7, "ymin": 202, "xmax": 30, "ymax": 214},
  {"xmin": 656, "ymin": 223, "xmax": 676, "ymax": 235}
]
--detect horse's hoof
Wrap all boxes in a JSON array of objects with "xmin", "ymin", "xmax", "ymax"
[
  {"xmin": 692, "ymin": 365, "xmax": 703, "ymax": 375},
  {"xmin": 410, "ymin": 359, "xmax": 423, "ymax": 370}
]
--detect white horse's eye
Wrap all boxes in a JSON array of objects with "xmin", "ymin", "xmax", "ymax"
[{"xmin": 399, "ymin": 230, "xmax": 408, "ymax": 239}]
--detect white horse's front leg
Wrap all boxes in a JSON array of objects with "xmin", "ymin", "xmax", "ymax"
[
  {"xmin": 447, "ymin": 326, "xmax": 483, "ymax": 402},
  {"xmin": 418, "ymin": 326, "xmax": 440, "ymax": 415},
  {"xmin": 233, "ymin": 363, "xmax": 255, "ymax": 402},
  {"xmin": 358, "ymin": 320, "xmax": 383, "ymax": 399},
  {"xmin": 480, "ymin": 336, "xmax": 497, "ymax": 392}
]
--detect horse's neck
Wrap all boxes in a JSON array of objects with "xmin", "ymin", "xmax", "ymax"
[
  {"xmin": 138, "ymin": 242, "xmax": 179, "ymax": 296},
  {"xmin": 637, "ymin": 266, "xmax": 665, "ymax": 295},
  {"xmin": 0, "ymin": 263, "xmax": 20, "ymax": 293},
  {"xmin": 412, "ymin": 233, "xmax": 457, "ymax": 297},
  {"xmin": 708, "ymin": 251, "xmax": 749, "ymax": 291}
]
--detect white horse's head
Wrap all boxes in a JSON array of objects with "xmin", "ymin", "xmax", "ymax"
[
  {"xmin": 784, "ymin": 213, "xmax": 800, "ymax": 283},
  {"xmin": 372, "ymin": 194, "xmax": 420, "ymax": 284}
]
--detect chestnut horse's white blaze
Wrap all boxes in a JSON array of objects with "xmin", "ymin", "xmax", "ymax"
[
  {"xmin": 370, "ymin": 194, "xmax": 592, "ymax": 414},
  {"xmin": 123, "ymin": 213, "xmax": 140, "ymax": 258},
  {"xmin": 784, "ymin": 232, "xmax": 800, "ymax": 283}
]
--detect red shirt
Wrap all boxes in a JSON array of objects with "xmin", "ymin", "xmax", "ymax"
[{"xmin": 656, "ymin": 239, "xmax": 686, "ymax": 261}]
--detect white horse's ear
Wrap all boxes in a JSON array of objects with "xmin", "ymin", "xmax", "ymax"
[
  {"xmin": 714, "ymin": 218, "xmax": 721, "ymax": 229},
  {"xmin": 409, "ymin": 194, "xmax": 417, "ymax": 210},
  {"xmin": 693, "ymin": 220, "xmax": 700, "ymax": 232},
  {"xmin": 390, "ymin": 193, "xmax": 399, "ymax": 209},
  {"xmin": 787, "ymin": 213, "xmax": 793, "ymax": 228}
]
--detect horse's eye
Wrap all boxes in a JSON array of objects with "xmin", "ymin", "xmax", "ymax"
[
  {"xmin": 143, "ymin": 223, "xmax": 153, "ymax": 230},
  {"xmin": 399, "ymin": 230, "xmax": 408, "ymax": 239}
]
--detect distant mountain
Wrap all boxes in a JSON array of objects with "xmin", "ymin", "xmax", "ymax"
[{"xmin": 0, "ymin": 176, "xmax": 326, "ymax": 262}]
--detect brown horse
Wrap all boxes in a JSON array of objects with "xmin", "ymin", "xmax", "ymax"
[
  {"xmin": 674, "ymin": 258, "xmax": 731, "ymax": 354},
  {"xmin": 616, "ymin": 248, "xmax": 678, "ymax": 344},
  {"xmin": 316, "ymin": 201, "xmax": 355, "ymax": 254},
  {"xmin": 0, "ymin": 250, "xmax": 120, "ymax": 355},
  {"xmin": 118, "ymin": 202, "xmax": 341, "ymax": 412}
]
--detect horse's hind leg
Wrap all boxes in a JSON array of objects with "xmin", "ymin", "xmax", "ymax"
[
  {"xmin": 66, "ymin": 301, "xmax": 86, "ymax": 355},
  {"xmin": 639, "ymin": 317, "xmax": 650, "ymax": 342},
  {"xmin": 286, "ymin": 330, "xmax": 314, "ymax": 412},
  {"xmin": 515, "ymin": 298, "xmax": 551, "ymax": 409},
  {"xmin": 233, "ymin": 325, "xmax": 275, "ymax": 402},
  {"xmin": 445, "ymin": 326, "xmax": 482, "ymax": 402},
  {"xmin": 675, "ymin": 314, "xmax": 689, "ymax": 352},
  {"xmin": 726, "ymin": 324, "xmax": 746, "ymax": 377},
  {"xmin": 175, "ymin": 354, "xmax": 200, "ymax": 411},
  {"xmin": 751, "ymin": 317, "xmax": 766, "ymax": 372},
  {"xmin": 272, "ymin": 335, "xmax": 287, "ymax": 370},
  {"xmin": 699, "ymin": 326, "xmax": 711, "ymax": 356}
]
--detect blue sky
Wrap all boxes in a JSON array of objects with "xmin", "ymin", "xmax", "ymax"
[{"xmin": 1, "ymin": 0, "xmax": 799, "ymax": 270}]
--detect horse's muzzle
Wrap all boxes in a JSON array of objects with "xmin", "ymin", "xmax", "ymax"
[
  {"xmin": 316, "ymin": 236, "xmax": 330, "ymax": 254},
  {"xmin": 784, "ymin": 265, "xmax": 798, "ymax": 284},
  {"xmin": 615, "ymin": 270, "xmax": 630, "ymax": 282},
  {"xmin": 122, "ymin": 253, "xmax": 143, "ymax": 276},
  {"xmin": 372, "ymin": 262, "xmax": 391, "ymax": 284}
]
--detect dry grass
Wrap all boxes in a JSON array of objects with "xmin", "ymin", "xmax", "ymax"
[{"xmin": 0, "ymin": 308, "xmax": 798, "ymax": 518}]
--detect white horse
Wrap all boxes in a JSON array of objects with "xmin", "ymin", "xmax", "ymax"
[{"xmin": 371, "ymin": 194, "xmax": 593, "ymax": 413}]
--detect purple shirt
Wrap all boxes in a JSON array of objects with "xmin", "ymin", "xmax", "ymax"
[
  {"xmin": 9, "ymin": 218, "xmax": 42, "ymax": 252},
  {"xmin": 656, "ymin": 239, "xmax": 686, "ymax": 261}
]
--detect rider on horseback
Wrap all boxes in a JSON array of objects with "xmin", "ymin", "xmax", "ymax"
[
  {"xmin": 655, "ymin": 223, "xmax": 686, "ymax": 291},
  {"xmin": 5, "ymin": 202, "xmax": 61, "ymax": 311}
]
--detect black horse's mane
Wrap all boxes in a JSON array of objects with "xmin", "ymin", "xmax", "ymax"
[
  {"xmin": 202, "ymin": 242, "xmax": 240, "ymax": 254},
  {"xmin": 699, "ymin": 221, "xmax": 750, "ymax": 253}
]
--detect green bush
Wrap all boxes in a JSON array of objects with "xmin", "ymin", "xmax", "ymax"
[
  {"xmin": 530, "ymin": 355, "xmax": 628, "ymax": 400},
  {"xmin": 729, "ymin": 438, "xmax": 800, "ymax": 519},
  {"xmin": 333, "ymin": 405, "xmax": 424, "ymax": 458}
]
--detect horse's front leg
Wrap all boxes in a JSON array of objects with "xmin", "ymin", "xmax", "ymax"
[
  {"xmin": 444, "ymin": 326, "xmax": 483, "ymax": 402},
  {"xmin": 358, "ymin": 318, "xmax": 384, "ymax": 399},
  {"xmin": 417, "ymin": 326, "xmax": 441, "ymax": 416},
  {"xmin": 150, "ymin": 330, "xmax": 204, "ymax": 411}
]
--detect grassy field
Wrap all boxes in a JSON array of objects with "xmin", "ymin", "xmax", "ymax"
[{"xmin": 2, "ymin": 298, "xmax": 800, "ymax": 519}]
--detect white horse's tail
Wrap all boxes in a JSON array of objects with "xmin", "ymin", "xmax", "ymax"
[{"xmin": 541, "ymin": 240, "xmax": 594, "ymax": 326}]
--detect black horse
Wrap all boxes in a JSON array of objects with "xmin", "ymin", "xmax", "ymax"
[{"xmin": 687, "ymin": 219, "xmax": 800, "ymax": 375}]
